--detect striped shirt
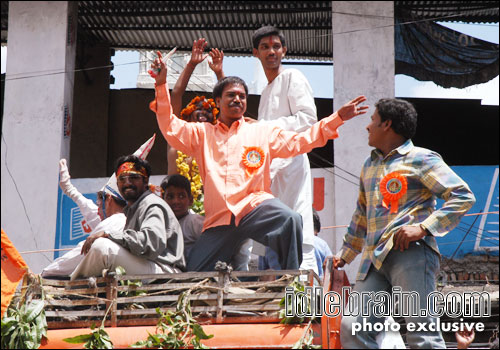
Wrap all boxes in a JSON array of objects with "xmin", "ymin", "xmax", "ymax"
[{"xmin": 339, "ymin": 140, "xmax": 476, "ymax": 281}]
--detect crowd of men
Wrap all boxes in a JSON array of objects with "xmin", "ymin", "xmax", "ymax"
[{"xmin": 41, "ymin": 26, "xmax": 477, "ymax": 349}]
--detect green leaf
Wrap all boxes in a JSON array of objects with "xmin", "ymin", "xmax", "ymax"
[
  {"xmin": 36, "ymin": 312, "xmax": 48, "ymax": 338},
  {"xmin": 100, "ymin": 337, "xmax": 113, "ymax": 349},
  {"xmin": 24, "ymin": 339, "xmax": 35, "ymax": 349},
  {"xmin": 63, "ymin": 333, "xmax": 94, "ymax": 343},
  {"xmin": 9, "ymin": 327, "xmax": 20, "ymax": 349},
  {"xmin": 1, "ymin": 316, "xmax": 18, "ymax": 335},
  {"xmin": 115, "ymin": 266, "xmax": 126, "ymax": 276},
  {"xmin": 131, "ymin": 339, "xmax": 148, "ymax": 348},
  {"xmin": 24, "ymin": 300, "xmax": 44, "ymax": 323},
  {"xmin": 192, "ymin": 323, "xmax": 213, "ymax": 340}
]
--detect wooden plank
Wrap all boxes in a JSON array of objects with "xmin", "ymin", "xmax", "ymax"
[
  {"xmin": 42, "ymin": 277, "xmax": 107, "ymax": 287},
  {"xmin": 230, "ymin": 281, "xmax": 290, "ymax": 288},
  {"xmin": 43, "ymin": 286, "xmax": 107, "ymax": 295},
  {"xmin": 114, "ymin": 282, "xmax": 220, "ymax": 292},
  {"xmin": 223, "ymin": 292, "xmax": 283, "ymax": 300},
  {"xmin": 230, "ymin": 270, "xmax": 311, "ymax": 277},
  {"xmin": 44, "ymin": 298, "xmax": 106, "ymax": 307},
  {"xmin": 108, "ymin": 276, "xmax": 118, "ymax": 327},
  {"xmin": 115, "ymin": 305, "xmax": 218, "ymax": 316},
  {"xmin": 43, "ymin": 269, "xmax": 312, "ymax": 330},
  {"xmin": 113, "ymin": 292, "xmax": 282, "ymax": 304},
  {"xmin": 46, "ymin": 309, "xmax": 106, "ymax": 317},
  {"xmin": 115, "ymin": 293, "xmax": 219, "ymax": 304},
  {"xmin": 216, "ymin": 270, "xmax": 225, "ymax": 323},
  {"xmin": 116, "ymin": 271, "xmax": 219, "ymax": 281},
  {"xmin": 222, "ymin": 304, "xmax": 281, "ymax": 311}
]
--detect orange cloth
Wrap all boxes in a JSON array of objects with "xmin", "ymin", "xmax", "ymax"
[
  {"xmin": 150, "ymin": 83, "xmax": 344, "ymax": 231},
  {"xmin": 1, "ymin": 229, "xmax": 28, "ymax": 317}
]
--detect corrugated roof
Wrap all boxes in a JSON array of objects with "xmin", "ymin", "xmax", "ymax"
[
  {"xmin": 75, "ymin": 1, "xmax": 332, "ymax": 60},
  {"xmin": 395, "ymin": 1, "xmax": 499, "ymax": 23},
  {"xmin": 2, "ymin": 1, "xmax": 498, "ymax": 58}
]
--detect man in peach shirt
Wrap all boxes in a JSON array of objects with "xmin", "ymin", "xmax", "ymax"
[{"xmin": 149, "ymin": 51, "xmax": 368, "ymax": 271}]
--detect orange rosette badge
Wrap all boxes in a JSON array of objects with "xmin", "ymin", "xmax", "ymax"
[
  {"xmin": 242, "ymin": 147, "xmax": 265, "ymax": 177},
  {"xmin": 379, "ymin": 172, "xmax": 407, "ymax": 214}
]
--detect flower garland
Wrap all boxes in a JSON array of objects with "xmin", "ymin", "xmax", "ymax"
[
  {"xmin": 176, "ymin": 151, "xmax": 204, "ymax": 215},
  {"xmin": 180, "ymin": 96, "xmax": 219, "ymax": 124}
]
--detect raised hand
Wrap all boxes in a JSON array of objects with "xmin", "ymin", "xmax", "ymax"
[
  {"xmin": 338, "ymin": 95, "xmax": 369, "ymax": 121},
  {"xmin": 59, "ymin": 159, "xmax": 70, "ymax": 184},
  {"xmin": 208, "ymin": 48, "xmax": 224, "ymax": 78},
  {"xmin": 189, "ymin": 38, "xmax": 209, "ymax": 67},
  {"xmin": 149, "ymin": 51, "xmax": 168, "ymax": 85}
]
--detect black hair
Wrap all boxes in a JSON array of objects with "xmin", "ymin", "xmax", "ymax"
[
  {"xmin": 375, "ymin": 98, "xmax": 418, "ymax": 140},
  {"xmin": 213, "ymin": 76, "xmax": 248, "ymax": 100},
  {"xmin": 110, "ymin": 195, "xmax": 127, "ymax": 207},
  {"xmin": 161, "ymin": 174, "xmax": 192, "ymax": 198},
  {"xmin": 252, "ymin": 25, "xmax": 286, "ymax": 49},
  {"xmin": 114, "ymin": 154, "xmax": 152, "ymax": 178},
  {"xmin": 313, "ymin": 208, "xmax": 321, "ymax": 233},
  {"xmin": 97, "ymin": 190, "xmax": 126, "ymax": 207}
]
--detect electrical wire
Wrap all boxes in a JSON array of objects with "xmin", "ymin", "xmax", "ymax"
[
  {"xmin": 2, "ymin": 6, "xmax": 498, "ymax": 261},
  {"xmin": 1, "ymin": 8, "xmax": 498, "ymax": 83},
  {"xmin": 308, "ymin": 158, "xmax": 360, "ymax": 187}
]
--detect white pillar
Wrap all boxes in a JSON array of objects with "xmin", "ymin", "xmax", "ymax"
[
  {"xmin": 332, "ymin": 1, "xmax": 395, "ymax": 282},
  {"xmin": 1, "ymin": 1, "xmax": 77, "ymax": 272}
]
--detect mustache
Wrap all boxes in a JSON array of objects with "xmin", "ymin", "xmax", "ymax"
[{"xmin": 229, "ymin": 102, "xmax": 242, "ymax": 107}]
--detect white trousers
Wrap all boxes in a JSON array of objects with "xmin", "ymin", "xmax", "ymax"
[{"xmin": 70, "ymin": 238, "xmax": 178, "ymax": 280}]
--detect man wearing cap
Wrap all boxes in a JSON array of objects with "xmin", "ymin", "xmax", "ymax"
[
  {"xmin": 41, "ymin": 136, "xmax": 157, "ymax": 279},
  {"xmin": 70, "ymin": 155, "xmax": 185, "ymax": 280},
  {"xmin": 41, "ymin": 162, "xmax": 127, "ymax": 278}
]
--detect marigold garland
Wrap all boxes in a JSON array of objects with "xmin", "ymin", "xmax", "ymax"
[
  {"xmin": 176, "ymin": 151, "xmax": 203, "ymax": 204},
  {"xmin": 180, "ymin": 95, "xmax": 219, "ymax": 124}
]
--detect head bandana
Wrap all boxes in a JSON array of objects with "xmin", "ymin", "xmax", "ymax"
[
  {"xmin": 99, "ymin": 134, "xmax": 156, "ymax": 218},
  {"xmin": 116, "ymin": 162, "xmax": 148, "ymax": 178}
]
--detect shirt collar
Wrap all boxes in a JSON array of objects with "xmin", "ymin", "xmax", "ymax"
[
  {"xmin": 371, "ymin": 139, "xmax": 414, "ymax": 160},
  {"xmin": 216, "ymin": 117, "xmax": 244, "ymax": 131},
  {"xmin": 124, "ymin": 189, "xmax": 152, "ymax": 214}
]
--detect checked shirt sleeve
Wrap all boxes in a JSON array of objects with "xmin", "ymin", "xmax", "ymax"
[
  {"xmin": 339, "ymin": 174, "xmax": 368, "ymax": 264},
  {"xmin": 419, "ymin": 152, "xmax": 476, "ymax": 237}
]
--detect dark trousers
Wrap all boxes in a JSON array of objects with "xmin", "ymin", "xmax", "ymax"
[{"xmin": 187, "ymin": 198, "xmax": 303, "ymax": 271}]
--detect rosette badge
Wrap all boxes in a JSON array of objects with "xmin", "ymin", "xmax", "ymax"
[
  {"xmin": 242, "ymin": 147, "xmax": 265, "ymax": 177},
  {"xmin": 379, "ymin": 172, "xmax": 407, "ymax": 213}
]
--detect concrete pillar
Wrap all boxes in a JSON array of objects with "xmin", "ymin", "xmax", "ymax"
[
  {"xmin": 1, "ymin": 1, "xmax": 77, "ymax": 272},
  {"xmin": 332, "ymin": 1, "xmax": 395, "ymax": 281}
]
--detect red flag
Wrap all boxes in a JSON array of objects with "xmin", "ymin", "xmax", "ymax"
[{"xmin": 1, "ymin": 229, "xmax": 28, "ymax": 317}]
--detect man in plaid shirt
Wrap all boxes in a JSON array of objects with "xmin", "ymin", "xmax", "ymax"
[{"xmin": 335, "ymin": 98, "xmax": 476, "ymax": 349}]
